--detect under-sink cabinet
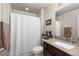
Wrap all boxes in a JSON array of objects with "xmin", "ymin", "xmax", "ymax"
[{"xmin": 43, "ymin": 42, "xmax": 71, "ymax": 56}]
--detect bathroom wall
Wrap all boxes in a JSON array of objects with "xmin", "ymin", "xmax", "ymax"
[
  {"xmin": 56, "ymin": 8, "xmax": 79, "ymax": 41},
  {"xmin": 38, "ymin": 8, "xmax": 44, "ymax": 34},
  {"xmin": 0, "ymin": 3, "xmax": 1, "ymax": 21},
  {"xmin": 1, "ymin": 3, "xmax": 11, "ymax": 24},
  {"xmin": 44, "ymin": 4, "xmax": 57, "ymax": 35}
]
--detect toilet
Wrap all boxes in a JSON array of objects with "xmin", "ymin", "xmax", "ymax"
[{"xmin": 33, "ymin": 46, "xmax": 43, "ymax": 56}]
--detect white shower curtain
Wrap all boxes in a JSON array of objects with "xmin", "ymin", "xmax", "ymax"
[{"xmin": 10, "ymin": 13, "xmax": 40, "ymax": 56}]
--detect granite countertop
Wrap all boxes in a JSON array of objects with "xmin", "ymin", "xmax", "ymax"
[{"xmin": 43, "ymin": 39, "xmax": 79, "ymax": 56}]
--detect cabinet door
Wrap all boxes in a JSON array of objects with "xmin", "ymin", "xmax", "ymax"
[
  {"xmin": 44, "ymin": 49, "xmax": 52, "ymax": 56},
  {"xmin": 43, "ymin": 42, "xmax": 70, "ymax": 56},
  {"xmin": 47, "ymin": 43, "xmax": 70, "ymax": 56},
  {"xmin": 43, "ymin": 42, "xmax": 54, "ymax": 56}
]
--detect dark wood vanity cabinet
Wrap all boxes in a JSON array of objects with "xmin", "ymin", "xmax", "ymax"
[{"xmin": 43, "ymin": 42, "xmax": 71, "ymax": 56}]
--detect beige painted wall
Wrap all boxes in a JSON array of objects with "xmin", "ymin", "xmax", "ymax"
[{"xmin": 57, "ymin": 8, "xmax": 79, "ymax": 42}]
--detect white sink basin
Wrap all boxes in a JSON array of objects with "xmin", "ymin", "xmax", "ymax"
[{"xmin": 53, "ymin": 41, "xmax": 75, "ymax": 50}]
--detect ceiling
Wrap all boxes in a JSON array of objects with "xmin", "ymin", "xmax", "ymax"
[
  {"xmin": 56, "ymin": 3, "xmax": 79, "ymax": 17},
  {"xmin": 11, "ymin": 3, "xmax": 51, "ymax": 14}
]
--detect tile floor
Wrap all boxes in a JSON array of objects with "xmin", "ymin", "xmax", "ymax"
[{"xmin": 0, "ymin": 50, "xmax": 10, "ymax": 56}]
